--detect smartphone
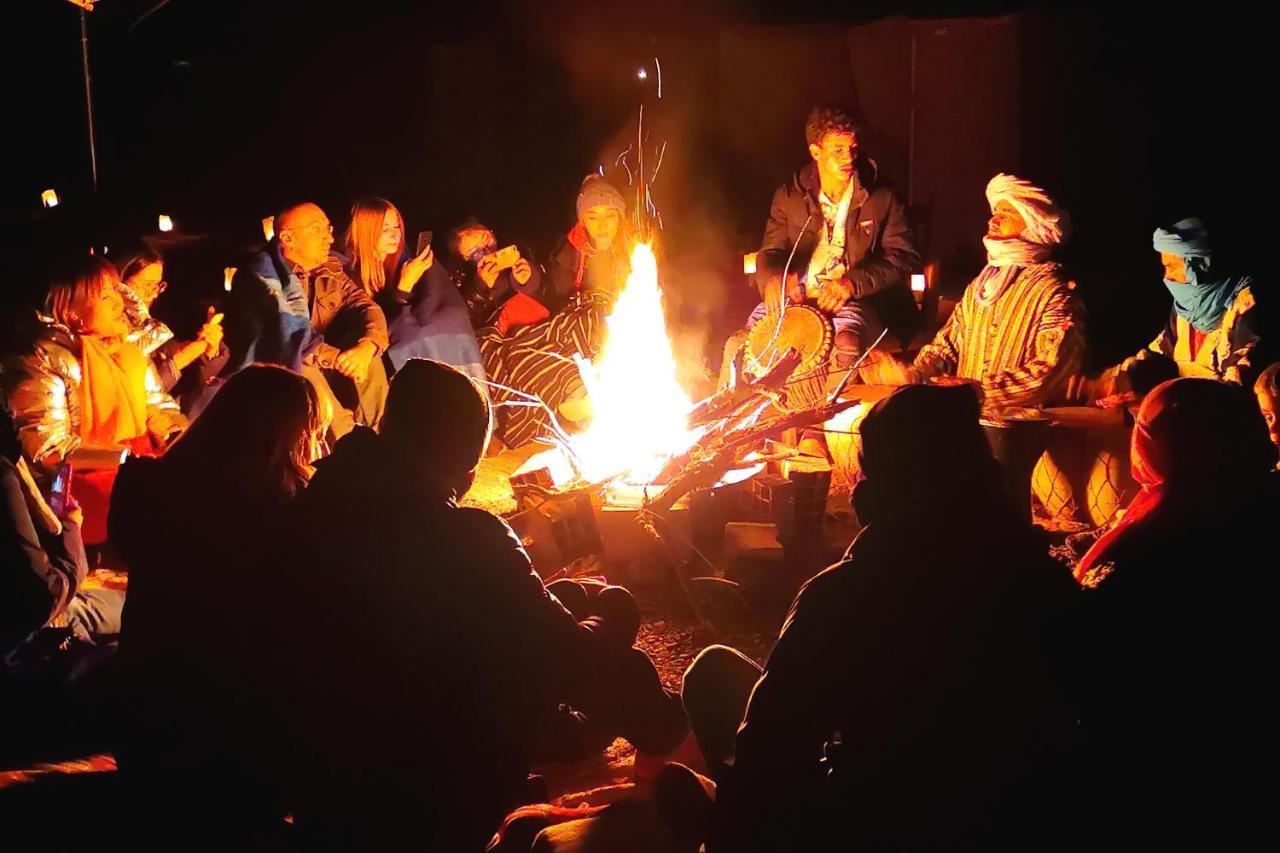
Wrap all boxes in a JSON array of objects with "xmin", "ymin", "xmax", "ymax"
[
  {"xmin": 489, "ymin": 244, "xmax": 520, "ymax": 272},
  {"xmin": 416, "ymin": 230, "xmax": 434, "ymax": 256},
  {"xmin": 48, "ymin": 463, "xmax": 71, "ymax": 518}
]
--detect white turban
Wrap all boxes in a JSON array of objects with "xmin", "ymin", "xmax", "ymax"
[{"xmin": 985, "ymin": 173, "xmax": 1071, "ymax": 247}]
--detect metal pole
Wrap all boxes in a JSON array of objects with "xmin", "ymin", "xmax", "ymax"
[{"xmin": 80, "ymin": 8, "xmax": 99, "ymax": 195}]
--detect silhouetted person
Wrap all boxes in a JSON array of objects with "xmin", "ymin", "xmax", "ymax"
[
  {"xmin": 275, "ymin": 359, "xmax": 686, "ymax": 849},
  {"xmin": 1077, "ymin": 378, "xmax": 1279, "ymax": 847},
  {"xmin": 108, "ymin": 364, "xmax": 327, "ymax": 840},
  {"xmin": 687, "ymin": 385, "xmax": 1079, "ymax": 851}
]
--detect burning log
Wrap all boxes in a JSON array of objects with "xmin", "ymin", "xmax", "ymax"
[
  {"xmin": 647, "ymin": 398, "xmax": 862, "ymax": 515},
  {"xmin": 686, "ymin": 347, "xmax": 802, "ymax": 428}
]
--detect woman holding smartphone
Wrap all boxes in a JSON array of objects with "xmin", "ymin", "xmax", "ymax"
[{"xmin": 342, "ymin": 197, "xmax": 484, "ymax": 381}]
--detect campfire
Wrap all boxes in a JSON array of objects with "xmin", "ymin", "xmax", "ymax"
[{"xmin": 515, "ymin": 241, "xmax": 862, "ymax": 513}]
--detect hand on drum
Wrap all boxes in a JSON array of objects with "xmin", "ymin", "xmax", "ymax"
[
  {"xmin": 858, "ymin": 350, "xmax": 914, "ymax": 386},
  {"xmin": 763, "ymin": 271, "xmax": 803, "ymax": 315},
  {"xmin": 816, "ymin": 274, "xmax": 854, "ymax": 313}
]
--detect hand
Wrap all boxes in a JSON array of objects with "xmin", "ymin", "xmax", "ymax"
[
  {"xmin": 762, "ymin": 272, "xmax": 802, "ymax": 315},
  {"xmin": 197, "ymin": 307, "xmax": 224, "ymax": 358},
  {"xmin": 66, "ymin": 504, "xmax": 84, "ymax": 530},
  {"xmin": 512, "ymin": 257, "xmax": 533, "ymax": 286},
  {"xmin": 477, "ymin": 255, "xmax": 501, "ymax": 289},
  {"xmin": 816, "ymin": 275, "xmax": 854, "ymax": 314},
  {"xmin": 858, "ymin": 350, "xmax": 913, "ymax": 386},
  {"xmin": 399, "ymin": 244, "xmax": 435, "ymax": 293},
  {"xmin": 336, "ymin": 340, "xmax": 377, "ymax": 383}
]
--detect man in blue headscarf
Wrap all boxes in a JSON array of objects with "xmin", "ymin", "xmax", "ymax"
[{"xmin": 1098, "ymin": 218, "xmax": 1262, "ymax": 391}]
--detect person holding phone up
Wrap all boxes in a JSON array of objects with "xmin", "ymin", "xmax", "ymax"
[
  {"xmin": 117, "ymin": 249, "xmax": 230, "ymax": 418},
  {"xmin": 449, "ymin": 219, "xmax": 544, "ymax": 334},
  {"xmin": 342, "ymin": 197, "xmax": 485, "ymax": 381}
]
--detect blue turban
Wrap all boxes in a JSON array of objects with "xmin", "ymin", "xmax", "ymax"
[{"xmin": 1153, "ymin": 218, "xmax": 1245, "ymax": 333}]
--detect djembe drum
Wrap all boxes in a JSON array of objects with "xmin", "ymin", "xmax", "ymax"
[{"xmin": 742, "ymin": 305, "xmax": 834, "ymax": 412}]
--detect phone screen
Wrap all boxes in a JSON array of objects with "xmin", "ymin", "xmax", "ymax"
[
  {"xmin": 48, "ymin": 463, "xmax": 70, "ymax": 517},
  {"xmin": 416, "ymin": 230, "xmax": 434, "ymax": 255}
]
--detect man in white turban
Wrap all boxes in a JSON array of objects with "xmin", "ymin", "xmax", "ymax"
[{"xmin": 865, "ymin": 173, "xmax": 1085, "ymax": 410}]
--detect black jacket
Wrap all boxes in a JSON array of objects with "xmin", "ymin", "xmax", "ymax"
[
  {"xmin": 269, "ymin": 427, "xmax": 630, "ymax": 848},
  {"xmin": 720, "ymin": 490, "xmax": 1079, "ymax": 851},
  {"xmin": 760, "ymin": 160, "xmax": 921, "ymax": 342}
]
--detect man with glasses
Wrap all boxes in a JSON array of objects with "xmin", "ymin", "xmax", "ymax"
[{"xmin": 238, "ymin": 202, "xmax": 389, "ymax": 437}]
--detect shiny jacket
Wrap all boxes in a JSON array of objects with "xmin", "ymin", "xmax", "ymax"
[
  {"xmin": 0, "ymin": 314, "xmax": 186, "ymax": 472},
  {"xmin": 118, "ymin": 282, "xmax": 175, "ymax": 356}
]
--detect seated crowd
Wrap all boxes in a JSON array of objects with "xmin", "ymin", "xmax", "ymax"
[{"xmin": 1, "ymin": 104, "xmax": 1275, "ymax": 850}]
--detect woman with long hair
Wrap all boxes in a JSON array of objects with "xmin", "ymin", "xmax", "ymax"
[
  {"xmin": 107, "ymin": 363, "xmax": 330, "ymax": 838},
  {"xmin": 342, "ymin": 196, "xmax": 484, "ymax": 381}
]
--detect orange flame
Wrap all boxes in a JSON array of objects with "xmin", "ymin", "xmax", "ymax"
[{"xmin": 570, "ymin": 242, "xmax": 697, "ymax": 482}]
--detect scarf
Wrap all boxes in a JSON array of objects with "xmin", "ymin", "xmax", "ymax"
[
  {"xmin": 983, "ymin": 173, "xmax": 1069, "ymax": 268},
  {"xmin": 79, "ymin": 335, "xmax": 150, "ymax": 446},
  {"xmin": 1153, "ymin": 218, "xmax": 1245, "ymax": 333},
  {"xmin": 982, "ymin": 235, "xmax": 1056, "ymax": 269},
  {"xmin": 805, "ymin": 178, "xmax": 855, "ymax": 292}
]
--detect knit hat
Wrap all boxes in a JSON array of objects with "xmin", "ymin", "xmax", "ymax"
[{"xmin": 576, "ymin": 174, "xmax": 626, "ymax": 221}]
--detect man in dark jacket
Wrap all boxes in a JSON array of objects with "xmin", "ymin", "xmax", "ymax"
[
  {"xmin": 687, "ymin": 385, "xmax": 1079, "ymax": 851},
  {"xmin": 273, "ymin": 359, "xmax": 687, "ymax": 849},
  {"xmin": 235, "ymin": 202, "xmax": 390, "ymax": 437},
  {"xmin": 750, "ymin": 106, "xmax": 920, "ymax": 363}
]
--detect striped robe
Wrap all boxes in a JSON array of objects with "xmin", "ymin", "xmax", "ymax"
[
  {"xmin": 914, "ymin": 262, "xmax": 1085, "ymax": 408},
  {"xmin": 479, "ymin": 291, "xmax": 612, "ymax": 447}
]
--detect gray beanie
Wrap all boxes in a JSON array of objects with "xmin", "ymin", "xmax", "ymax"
[{"xmin": 576, "ymin": 174, "xmax": 626, "ymax": 221}]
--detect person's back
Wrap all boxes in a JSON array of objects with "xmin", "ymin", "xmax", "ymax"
[
  {"xmin": 720, "ymin": 386, "xmax": 1079, "ymax": 851},
  {"xmin": 1079, "ymin": 379, "xmax": 1280, "ymax": 846},
  {"xmin": 276, "ymin": 361, "xmax": 594, "ymax": 849},
  {"xmin": 107, "ymin": 365, "xmax": 321, "ymax": 839}
]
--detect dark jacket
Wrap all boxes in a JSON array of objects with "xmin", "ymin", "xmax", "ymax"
[
  {"xmin": 545, "ymin": 233, "xmax": 632, "ymax": 316},
  {"xmin": 760, "ymin": 160, "xmax": 921, "ymax": 341},
  {"xmin": 231, "ymin": 244, "xmax": 388, "ymax": 371},
  {"xmin": 268, "ymin": 427, "xmax": 638, "ymax": 848},
  {"xmin": 1080, "ymin": 472, "xmax": 1280, "ymax": 846},
  {"xmin": 720, "ymin": 491, "xmax": 1079, "ymax": 851},
  {"xmin": 107, "ymin": 453, "xmax": 296, "ymax": 824},
  {"xmin": 1, "ymin": 458, "xmax": 87, "ymax": 655}
]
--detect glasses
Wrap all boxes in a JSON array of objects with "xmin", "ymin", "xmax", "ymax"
[{"xmin": 284, "ymin": 222, "xmax": 334, "ymax": 237}]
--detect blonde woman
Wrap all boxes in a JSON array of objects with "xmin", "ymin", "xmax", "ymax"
[{"xmin": 342, "ymin": 197, "xmax": 484, "ymax": 381}]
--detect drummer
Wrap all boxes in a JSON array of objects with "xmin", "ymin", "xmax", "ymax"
[
  {"xmin": 864, "ymin": 174, "xmax": 1085, "ymax": 410},
  {"xmin": 1078, "ymin": 217, "xmax": 1263, "ymax": 398},
  {"xmin": 743, "ymin": 105, "xmax": 920, "ymax": 370}
]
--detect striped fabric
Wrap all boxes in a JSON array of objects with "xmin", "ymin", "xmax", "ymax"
[
  {"xmin": 479, "ymin": 292, "xmax": 612, "ymax": 447},
  {"xmin": 914, "ymin": 263, "xmax": 1085, "ymax": 409}
]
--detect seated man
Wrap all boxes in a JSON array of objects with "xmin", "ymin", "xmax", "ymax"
[
  {"xmin": 1088, "ymin": 217, "xmax": 1262, "ymax": 395},
  {"xmin": 742, "ymin": 105, "xmax": 919, "ymax": 371},
  {"xmin": 867, "ymin": 173, "xmax": 1084, "ymax": 408},
  {"xmin": 271, "ymin": 359, "xmax": 687, "ymax": 849},
  {"xmin": 684, "ymin": 385, "xmax": 1079, "ymax": 851},
  {"xmin": 238, "ymin": 202, "xmax": 389, "ymax": 437}
]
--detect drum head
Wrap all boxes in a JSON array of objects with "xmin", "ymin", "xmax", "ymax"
[{"xmin": 744, "ymin": 305, "xmax": 831, "ymax": 379}]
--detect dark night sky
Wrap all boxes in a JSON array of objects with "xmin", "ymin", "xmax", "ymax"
[{"xmin": 3, "ymin": 1, "xmax": 1266, "ymax": 368}]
